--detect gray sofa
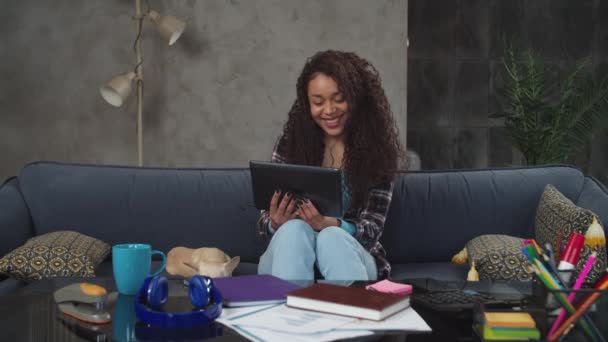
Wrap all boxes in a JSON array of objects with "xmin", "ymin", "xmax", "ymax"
[{"xmin": 1, "ymin": 162, "xmax": 607, "ymax": 295}]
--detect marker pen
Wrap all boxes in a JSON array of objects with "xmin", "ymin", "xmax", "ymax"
[{"xmin": 557, "ymin": 232, "xmax": 585, "ymax": 283}]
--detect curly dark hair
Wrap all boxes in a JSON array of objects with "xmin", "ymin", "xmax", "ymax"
[{"xmin": 277, "ymin": 50, "xmax": 404, "ymax": 209}]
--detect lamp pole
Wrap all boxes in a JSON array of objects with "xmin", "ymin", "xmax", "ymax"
[
  {"xmin": 135, "ymin": 0, "xmax": 144, "ymax": 167},
  {"xmin": 99, "ymin": 1, "xmax": 184, "ymax": 167}
]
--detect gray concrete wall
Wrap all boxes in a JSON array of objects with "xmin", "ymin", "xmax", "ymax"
[{"xmin": 0, "ymin": 0, "xmax": 408, "ymax": 180}]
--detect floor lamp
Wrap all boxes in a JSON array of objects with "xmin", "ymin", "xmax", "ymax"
[{"xmin": 99, "ymin": 0, "xmax": 186, "ymax": 166}]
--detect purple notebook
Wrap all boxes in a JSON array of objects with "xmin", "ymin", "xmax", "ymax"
[{"xmin": 212, "ymin": 274, "xmax": 303, "ymax": 307}]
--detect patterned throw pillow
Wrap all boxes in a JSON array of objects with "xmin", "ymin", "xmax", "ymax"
[
  {"xmin": 0, "ymin": 231, "xmax": 110, "ymax": 281},
  {"xmin": 535, "ymin": 184, "xmax": 607, "ymax": 287},
  {"xmin": 466, "ymin": 234, "xmax": 532, "ymax": 281}
]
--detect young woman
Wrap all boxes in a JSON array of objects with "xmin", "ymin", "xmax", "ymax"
[{"xmin": 257, "ymin": 50, "xmax": 404, "ymax": 280}]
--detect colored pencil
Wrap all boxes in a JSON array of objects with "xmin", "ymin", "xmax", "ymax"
[
  {"xmin": 540, "ymin": 251, "xmax": 566, "ymax": 286},
  {"xmin": 525, "ymin": 244, "xmax": 542, "ymax": 263},
  {"xmin": 548, "ymin": 252, "xmax": 597, "ymax": 337},
  {"xmin": 521, "ymin": 245, "xmax": 600, "ymax": 340},
  {"xmin": 548, "ymin": 272, "xmax": 608, "ymax": 341},
  {"xmin": 521, "ymin": 246, "xmax": 533, "ymax": 263},
  {"xmin": 530, "ymin": 262, "xmax": 599, "ymax": 341},
  {"xmin": 521, "ymin": 246, "xmax": 564, "ymax": 286},
  {"xmin": 524, "ymin": 239, "xmax": 542, "ymax": 255}
]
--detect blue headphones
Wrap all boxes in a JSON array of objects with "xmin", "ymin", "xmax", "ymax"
[{"xmin": 134, "ymin": 275, "xmax": 223, "ymax": 328}]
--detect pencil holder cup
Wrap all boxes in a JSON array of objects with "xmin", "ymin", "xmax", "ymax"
[{"xmin": 532, "ymin": 273, "xmax": 608, "ymax": 342}]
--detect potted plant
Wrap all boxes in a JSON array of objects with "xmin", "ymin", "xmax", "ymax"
[{"xmin": 494, "ymin": 44, "xmax": 608, "ymax": 165}]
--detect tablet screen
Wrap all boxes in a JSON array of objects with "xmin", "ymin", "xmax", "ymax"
[{"xmin": 249, "ymin": 161, "xmax": 342, "ymax": 217}]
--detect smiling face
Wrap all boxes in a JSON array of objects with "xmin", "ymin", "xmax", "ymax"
[{"xmin": 307, "ymin": 73, "xmax": 350, "ymax": 140}]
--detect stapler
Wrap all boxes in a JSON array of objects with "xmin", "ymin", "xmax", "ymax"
[
  {"xmin": 59, "ymin": 314, "xmax": 109, "ymax": 341},
  {"xmin": 53, "ymin": 283, "xmax": 112, "ymax": 324}
]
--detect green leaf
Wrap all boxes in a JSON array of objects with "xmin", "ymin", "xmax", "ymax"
[{"xmin": 495, "ymin": 42, "xmax": 608, "ymax": 165}]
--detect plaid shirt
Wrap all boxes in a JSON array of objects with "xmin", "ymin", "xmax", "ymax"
[{"xmin": 256, "ymin": 142, "xmax": 394, "ymax": 279}]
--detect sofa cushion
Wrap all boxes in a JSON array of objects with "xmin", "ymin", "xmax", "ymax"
[
  {"xmin": 382, "ymin": 166, "xmax": 585, "ymax": 263},
  {"xmin": 18, "ymin": 162, "xmax": 266, "ymax": 263},
  {"xmin": 0, "ymin": 231, "xmax": 110, "ymax": 281},
  {"xmin": 465, "ymin": 235, "xmax": 532, "ymax": 281},
  {"xmin": 535, "ymin": 184, "xmax": 607, "ymax": 286},
  {"xmin": 15, "ymin": 162, "xmax": 606, "ymax": 273}
]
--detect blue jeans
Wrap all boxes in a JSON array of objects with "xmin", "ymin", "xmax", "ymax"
[{"xmin": 258, "ymin": 219, "xmax": 378, "ymax": 281}]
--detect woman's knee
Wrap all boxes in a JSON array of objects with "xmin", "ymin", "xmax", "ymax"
[
  {"xmin": 270, "ymin": 219, "xmax": 316, "ymax": 249},
  {"xmin": 316, "ymin": 227, "xmax": 351, "ymax": 247},
  {"xmin": 275, "ymin": 219, "xmax": 313, "ymax": 238},
  {"xmin": 316, "ymin": 227, "xmax": 359, "ymax": 259},
  {"xmin": 265, "ymin": 219, "xmax": 316, "ymax": 263},
  {"xmin": 316, "ymin": 227, "xmax": 375, "ymax": 280}
]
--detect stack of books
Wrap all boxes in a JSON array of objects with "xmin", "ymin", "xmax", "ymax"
[
  {"xmin": 480, "ymin": 311, "xmax": 540, "ymax": 341},
  {"xmin": 215, "ymin": 277, "xmax": 431, "ymax": 341},
  {"xmin": 211, "ymin": 275, "xmax": 412, "ymax": 319}
]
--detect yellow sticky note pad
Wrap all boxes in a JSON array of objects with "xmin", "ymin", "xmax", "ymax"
[
  {"xmin": 484, "ymin": 312, "xmax": 536, "ymax": 328},
  {"xmin": 482, "ymin": 325, "xmax": 540, "ymax": 340}
]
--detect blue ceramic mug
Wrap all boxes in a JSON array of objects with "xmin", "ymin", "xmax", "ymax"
[{"xmin": 112, "ymin": 244, "xmax": 166, "ymax": 295}]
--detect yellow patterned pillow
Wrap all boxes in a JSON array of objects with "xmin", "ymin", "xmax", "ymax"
[
  {"xmin": 0, "ymin": 231, "xmax": 110, "ymax": 281},
  {"xmin": 465, "ymin": 234, "xmax": 532, "ymax": 281},
  {"xmin": 535, "ymin": 184, "xmax": 607, "ymax": 287}
]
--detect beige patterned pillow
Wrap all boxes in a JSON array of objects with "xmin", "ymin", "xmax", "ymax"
[
  {"xmin": 0, "ymin": 231, "xmax": 110, "ymax": 281},
  {"xmin": 534, "ymin": 184, "xmax": 607, "ymax": 287},
  {"xmin": 466, "ymin": 234, "xmax": 532, "ymax": 281}
]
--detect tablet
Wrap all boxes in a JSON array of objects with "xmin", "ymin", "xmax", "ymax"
[{"xmin": 249, "ymin": 160, "xmax": 342, "ymax": 217}]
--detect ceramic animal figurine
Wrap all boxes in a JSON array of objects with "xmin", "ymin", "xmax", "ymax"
[{"xmin": 166, "ymin": 247, "xmax": 240, "ymax": 278}]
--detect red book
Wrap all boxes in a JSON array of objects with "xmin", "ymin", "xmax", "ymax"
[{"xmin": 286, "ymin": 283, "xmax": 410, "ymax": 321}]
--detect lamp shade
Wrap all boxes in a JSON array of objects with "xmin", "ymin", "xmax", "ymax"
[
  {"xmin": 149, "ymin": 10, "xmax": 185, "ymax": 46},
  {"xmin": 99, "ymin": 71, "xmax": 136, "ymax": 107}
]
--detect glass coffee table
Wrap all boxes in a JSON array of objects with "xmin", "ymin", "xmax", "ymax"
[
  {"xmin": 0, "ymin": 277, "xmax": 435, "ymax": 342},
  {"xmin": 12, "ymin": 276, "xmax": 597, "ymax": 342}
]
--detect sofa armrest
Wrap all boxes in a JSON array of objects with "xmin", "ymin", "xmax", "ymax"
[
  {"xmin": 577, "ymin": 176, "xmax": 608, "ymax": 229},
  {"xmin": 0, "ymin": 177, "xmax": 34, "ymax": 258}
]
